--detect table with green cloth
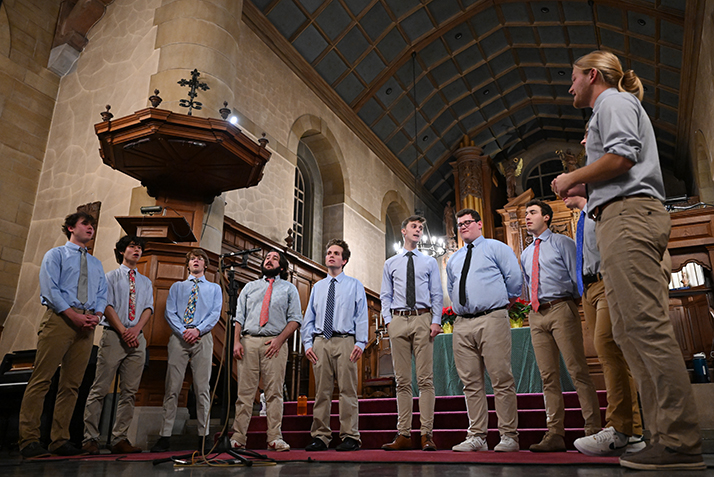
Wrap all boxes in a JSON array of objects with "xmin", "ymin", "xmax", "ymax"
[{"xmin": 411, "ymin": 327, "xmax": 575, "ymax": 396}]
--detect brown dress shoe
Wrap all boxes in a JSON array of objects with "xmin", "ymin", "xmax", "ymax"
[
  {"xmin": 529, "ymin": 432, "xmax": 566, "ymax": 452},
  {"xmin": 421, "ymin": 434, "xmax": 437, "ymax": 451},
  {"xmin": 82, "ymin": 440, "xmax": 100, "ymax": 455},
  {"xmin": 110, "ymin": 439, "xmax": 142, "ymax": 454},
  {"xmin": 382, "ymin": 433, "xmax": 413, "ymax": 450}
]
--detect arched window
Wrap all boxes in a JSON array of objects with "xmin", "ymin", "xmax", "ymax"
[
  {"xmin": 524, "ymin": 159, "xmax": 565, "ymax": 201},
  {"xmin": 293, "ymin": 158, "xmax": 312, "ymax": 257}
]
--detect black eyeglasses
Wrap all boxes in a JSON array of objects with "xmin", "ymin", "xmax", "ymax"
[{"xmin": 457, "ymin": 220, "xmax": 476, "ymax": 229}]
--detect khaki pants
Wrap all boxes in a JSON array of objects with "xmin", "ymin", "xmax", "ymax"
[
  {"xmin": 19, "ymin": 308, "xmax": 94, "ymax": 451},
  {"xmin": 582, "ymin": 279, "xmax": 642, "ymax": 436},
  {"xmin": 597, "ymin": 197, "xmax": 701, "ymax": 453},
  {"xmin": 388, "ymin": 312, "xmax": 434, "ymax": 435},
  {"xmin": 231, "ymin": 335, "xmax": 288, "ymax": 445},
  {"xmin": 453, "ymin": 310, "xmax": 518, "ymax": 439},
  {"xmin": 160, "ymin": 333, "xmax": 213, "ymax": 437},
  {"xmin": 83, "ymin": 328, "xmax": 146, "ymax": 446},
  {"xmin": 310, "ymin": 335, "xmax": 359, "ymax": 444},
  {"xmin": 529, "ymin": 300, "xmax": 601, "ymax": 436}
]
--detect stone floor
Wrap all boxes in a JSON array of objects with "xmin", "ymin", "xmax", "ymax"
[{"xmin": 1, "ymin": 452, "xmax": 713, "ymax": 477}]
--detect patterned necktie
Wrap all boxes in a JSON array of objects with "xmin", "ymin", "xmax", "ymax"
[
  {"xmin": 323, "ymin": 278, "xmax": 336, "ymax": 339},
  {"xmin": 459, "ymin": 244, "xmax": 474, "ymax": 306},
  {"xmin": 531, "ymin": 238, "xmax": 542, "ymax": 312},
  {"xmin": 406, "ymin": 252, "xmax": 416, "ymax": 308},
  {"xmin": 77, "ymin": 247, "xmax": 88, "ymax": 304},
  {"xmin": 259, "ymin": 278, "xmax": 275, "ymax": 327},
  {"xmin": 128, "ymin": 269, "xmax": 136, "ymax": 321},
  {"xmin": 576, "ymin": 211, "xmax": 586, "ymax": 296},
  {"xmin": 183, "ymin": 278, "xmax": 200, "ymax": 325}
]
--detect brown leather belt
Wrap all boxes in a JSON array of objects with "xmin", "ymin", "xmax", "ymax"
[
  {"xmin": 391, "ymin": 308, "xmax": 431, "ymax": 316},
  {"xmin": 589, "ymin": 194, "xmax": 654, "ymax": 220},
  {"xmin": 537, "ymin": 298, "xmax": 571, "ymax": 311}
]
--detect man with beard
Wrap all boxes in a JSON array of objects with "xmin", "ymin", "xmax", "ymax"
[
  {"xmin": 151, "ymin": 249, "xmax": 223, "ymax": 453},
  {"xmin": 230, "ymin": 250, "xmax": 302, "ymax": 451}
]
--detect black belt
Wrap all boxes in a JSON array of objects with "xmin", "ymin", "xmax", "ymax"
[
  {"xmin": 461, "ymin": 306, "xmax": 507, "ymax": 319},
  {"xmin": 70, "ymin": 306, "xmax": 95, "ymax": 314},
  {"xmin": 242, "ymin": 332, "xmax": 277, "ymax": 337},
  {"xmin": 583, "ymin": 273, "xmax": 602, "ymax": 287},
  {"xmin": 315, "ymin": 333, "xmax": 354, "ymax": 339},
  {"xmin": 104, "ymin": 325, "xmax": 142, "ymax": 334},
  {"xmin": 589, "ymin": 194, "xmax": 655, "ymax": 220},
  {"xmin": 391, "ymin": 308, "xmax": 431, "ymax": 316}
]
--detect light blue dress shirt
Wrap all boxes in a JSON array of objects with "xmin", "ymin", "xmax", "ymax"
[
  {"xmin": 235, "ymin": 276, "xmax": 302, "ymax": 336},
  {"xmin": 101, "ymin": 264, "xmax": 154, "ymax": 328},
  {"xmin": 521, "ymin": 229, "xmax": 579, "ymax": 302},
  {"xmin": 380, "ymin": 248, "xmax": 443, "ymax": 325},
  {"xmin": 586, "ymin": 88, "xmax": 665, "ymax": 209},
  {"xmin": 165, "ymin": 275, "xmax": 222, "ymax": 337},
  {"xmin": 301, "ymin": 272, "xmax": 369, "ymax": 351},
  {"xmin": 39, "ymin": 241, "xmax": 107, "ymax": 314},
  {"xmin": 446, "ymin": 236, "xmax": 522, "ymax": 315}
]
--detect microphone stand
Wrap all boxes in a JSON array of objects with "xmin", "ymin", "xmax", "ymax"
[{"xmin": 215, "ymin": 248, "xmax": 260, "ymax": 452}]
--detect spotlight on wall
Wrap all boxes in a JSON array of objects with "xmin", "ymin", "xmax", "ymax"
[
  {"xmin": 229, "ymin": 116, "xmax": 239, "ymax": 125},
  {"xmin": 140, "ymin": 206, "xmax": 163, "ymax": 215}
]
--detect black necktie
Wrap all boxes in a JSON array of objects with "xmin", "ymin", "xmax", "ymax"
[
  {"xmin": 459, "ymin": 244, "xmax": 474, "ymax": 306},
  {"xmin": 406, "ymin": 251, "xmax": 416, "ymax": 308}
]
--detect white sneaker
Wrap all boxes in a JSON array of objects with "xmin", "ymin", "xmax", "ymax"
[
  {"xmin": 230, "ymin": 438, "xmax": 244, "ymax": 449},
  {"xmin": 574, "ymin": 427, "xmax": 628, "ymax": 456},
  {"xmin": 268, "ymin": 438, "xmax": 291, "ymax": 452},
  {"xmin": 625, "ymin": 435, "xmax": 646, "ymax": 454},
  {"xmin": 494, "ymin": 436, "xmax": 519, "ymax": 452},
  {"xmin": 452, "ymin": 435, "xmax": 488, "ymax": 452}
]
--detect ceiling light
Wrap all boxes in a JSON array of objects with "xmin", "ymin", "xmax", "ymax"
[
  {"xmin": 643, "ymin": 85, "xmax": 648, "ymax": 92},
  {"xmin": 483, "ymin": 89, "xmax": 490, "ymax": 95},
  {"xmin": 637, "ymin": 19, "xmax": 646, "ymax": 26},
  {"xmin": 422, "ymin": 135, "xmax": 429, "ymax": 141},
  {"xmin": 558, "ymin": 70, "xmax": 565, "ymax": 76},
  {"xmin": 229, "ymin": 116, "xmax": 239, "ymax": 125},
  {"xmin": 386, "ymin": 87, "xmax": 393, "ymax": 95},
  {"xmin": 541, "ymin": 7, "xmax": 550, "ymax": 13},
  {"xmin": 455, "ymin": 32, "xmax": 462, "ymax": 40}
]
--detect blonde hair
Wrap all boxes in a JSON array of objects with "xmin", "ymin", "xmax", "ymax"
[{"xmin": 574, "ymin": 50, "xmax": 644, "ymax": 101}]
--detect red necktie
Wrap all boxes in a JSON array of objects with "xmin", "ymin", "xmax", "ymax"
[
  {"xmin": 128, "ymin": 269, "xmax": 136, "ymax": 321},
  {"xmin": 531, "ymin": 238, "xmax": 541, "ymax": 312},
  {"xmin": 259, "ymin": 278, "xmax": 275, "ymax": 327}
]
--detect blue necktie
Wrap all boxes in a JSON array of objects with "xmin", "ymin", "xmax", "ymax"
[
  {"xmin": 323, "ymin": 278, "xmax": 336, "ymax": 339},
  {"xmin": 575, "ymin": 211, "xmax": 585, "ymax": 296}
]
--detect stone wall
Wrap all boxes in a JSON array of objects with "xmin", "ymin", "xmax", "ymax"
[
  {"xmin": 0, "ymin": 0, "xmax": 161, "ymax": 355},
  {"xmin": 0, "ymin": 1, "xmax": 61, "ymax": 328}
]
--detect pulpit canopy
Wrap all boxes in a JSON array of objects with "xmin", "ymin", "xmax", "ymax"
[{"xmin": 95, "ymin": 108, "xmax": 271, "ymax": 203}]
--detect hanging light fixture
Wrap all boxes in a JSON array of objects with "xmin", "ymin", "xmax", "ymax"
[{"xmin": 391, "ymin": 53, "xmax": 447, "ymax": 258}]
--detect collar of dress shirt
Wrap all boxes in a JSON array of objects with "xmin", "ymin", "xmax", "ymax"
[
  {"xmin": 119, "ymin": 263, "xmax": 137, "ymax": 273},
  {"xmin": 592, "ymin": 87, "xmax": 618, "ymax": 113},
  {"xmin": 533, "ymin": 228, "xmax": 553, "ymax": 242},
  {"xmin": 328, "ymin": 271, "xmax": 345, "ymax": 283},
  {"xmin": 400, "ymin": 248, "xmax": 423, "ymax": 258},
  {"xmin": 64, "ymin": 241, "xmax": 84, "ymax": 252}
]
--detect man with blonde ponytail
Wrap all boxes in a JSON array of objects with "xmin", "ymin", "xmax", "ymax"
[{"xmin": 552, "ymin": 50, "xmax": 703, "ymax": 471}]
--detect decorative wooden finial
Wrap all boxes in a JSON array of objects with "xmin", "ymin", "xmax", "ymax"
[
  {"xmin": 149, "ymin": 89, "xmax": 162, "ymax": 108},
  {"xmin": 100, "ymin": 105, "xmax": 113, "ymax": 122}
]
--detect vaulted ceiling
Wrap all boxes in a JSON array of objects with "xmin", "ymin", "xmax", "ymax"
[{"xmin": 242, "ymin": 0, "xmax": 699, "ymax": 210}]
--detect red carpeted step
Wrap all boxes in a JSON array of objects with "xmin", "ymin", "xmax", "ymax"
[{"xmin": 248, "ymin": 391, "xmax": 608, "ymax": 450}]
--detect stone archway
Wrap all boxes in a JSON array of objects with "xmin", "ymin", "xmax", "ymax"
[{"xmin": 381, "ymin": 190, "xmax": 410, "ymax": 257}]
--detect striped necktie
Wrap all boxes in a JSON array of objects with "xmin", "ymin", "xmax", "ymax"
[{"xmin": 323, "ymin": 278, "xmax": 337, "ymax": 339}]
